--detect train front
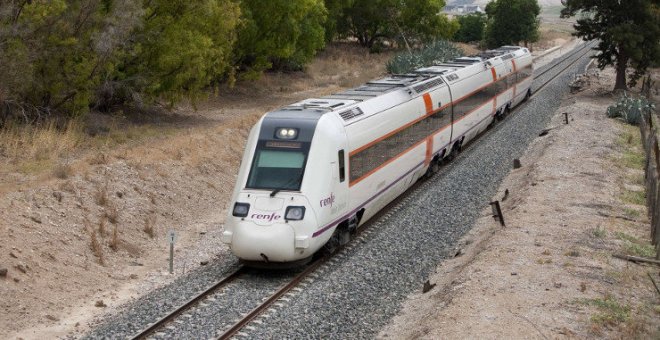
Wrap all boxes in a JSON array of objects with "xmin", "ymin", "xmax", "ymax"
[{"xmin": 221, "ymin": 110, "xmax": 324, "ymax": 265}]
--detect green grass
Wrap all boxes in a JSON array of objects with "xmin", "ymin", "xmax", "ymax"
[
  {"xmin": 622, "ymin": 189, "xmax": 646, "ymax": 206},
  {"xmin": 623, "ymin": 207, "xmax": 642, "ymax": 219},
  {"xmin": 592, "ymin": 227, "xmax": 607, "ymax": 238},
  {"xmin": 576, "ymin": 295, "xmax": 631, "ymax": 326},
  {"xmin": 621, "ymin": 151, "xmax": 645, "ymax": 169},
  {"xmin": 615, "ymin": 231, "xmax": 639, "ymax": 243},
  {"xmin": 615, "ymin": 231, "xmax": 655, "ymax": 257},
  {"xmin": 623, "ymin": 242, "xmax": 656, "ymax": 258}
]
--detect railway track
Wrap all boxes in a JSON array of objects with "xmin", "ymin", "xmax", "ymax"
[{"xmin": 128, "ymin": 42, "xmax": 596, "ymax": 340}]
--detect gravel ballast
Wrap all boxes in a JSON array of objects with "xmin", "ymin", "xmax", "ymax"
[{"xmin": 83, "ymin": 46, "xmax": 593, "ymax": 339}]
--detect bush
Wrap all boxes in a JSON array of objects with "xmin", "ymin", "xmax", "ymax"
[
  {"xmin": 386, "ymin": 40, "xmax": 463, "ymax": 74},
  {"xmin": 606, "ymin": 92, "xmax": 656, "ymax": 125}
]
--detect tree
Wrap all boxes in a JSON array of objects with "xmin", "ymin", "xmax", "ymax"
[
  {"xmin": 561, "ymin": 0, "xmax": 660, "ymax": 90},
  {"xmin": 333, "ymin": 0, "xmax": 457, "ymax": 49},
  {"xmin": 114, "ymin": 0, "xmax": 241, "ymax": 107},
  {"xmin": 485, "ymin": 0, "xmax": 540, "ymax": 48},
  {"xmin": 234, "ymin": 0, "xmax": 327, "ymax": 77},
  {"xmin": 0, "ymin": 0, "xmax": 141, "ymax": 117},
  {"xmin": 455, "ymin": 12, "xmax": 487, "ymax": 43}
]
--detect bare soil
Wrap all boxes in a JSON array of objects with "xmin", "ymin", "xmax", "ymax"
[
  {"xmin": 379, "ymin": 67, "xmax": 660, "ymax": 339},
  {"xmin": 0, "ymin": 43, "xmax": 394, "ymax": 339}
]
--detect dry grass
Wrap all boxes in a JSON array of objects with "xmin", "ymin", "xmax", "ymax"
[
  {"xmin": 98, "ymin": 216, "xmax": 106, "ymax": 236},
  {"xmin": 104, "ymin": 203, "xmax": 119, "ymax": 224},
  {"xmin": 143, "ymin": 215, "xmax": 156, "ymax": 238},
  {"xmin": 89, "ymin": 229, "xmax": 104, "ymax": 265},
  {"xmin": 0, "ymin": 120, "xmax": 83, "ymax": 167},
  {"xmin": 95, "ymin": 182, "xmax": 108, "ymax": 206},
  {"xmin": 109, "ymin": 225, "xmax": 119, "ymax": 251},
  {"xmin": 52, "ymin": 162, "xmax": 74, "ymax": 179}
]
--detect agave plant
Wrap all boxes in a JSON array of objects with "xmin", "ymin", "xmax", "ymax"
[{"xmin": 606, "ymin": 92, "xmax": 656, "ymax": 126}]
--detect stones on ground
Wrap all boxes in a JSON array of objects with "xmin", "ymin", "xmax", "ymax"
[
  {"xmin": 52, "ymin": 191, "xmax": 63, "ymax": 202},
  {"xmin": 0, "ymin": 267, "xmax": 7, "ymax": 277},
  {"xmin": 15, "ymin": 263, "xmax": 27, "ymax": 273},
  {"xmin": 95, "ymin": 300, "xmax": 107, "ymax": 308},
  {"xmin": 46, "ymin": 314, "xmax": 60, "ymax": 321},
  {"xmin": 513, "ymin": 159, "xmax": 522, "ymax": 169},
  {"xmin": 422, "ymin": 280, "xmax": 436, "ymax": 293}
]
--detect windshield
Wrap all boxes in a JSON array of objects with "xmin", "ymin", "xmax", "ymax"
[{"xmin": 246, "ymin": 143, "xmax": 309, "ymax": 190}]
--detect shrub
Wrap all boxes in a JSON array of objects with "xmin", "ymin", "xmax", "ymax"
[
  {"xmin": 606, "ymin": 92, "xmax": 656, "ymax": 126},
  {"xmin": 386, "ymin": 40, "xmax": 463, "ymax": 74}
]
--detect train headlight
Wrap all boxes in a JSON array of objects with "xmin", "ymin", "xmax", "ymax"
[
  {"xmin": 275, "ymin": 128, "xmax": 298, "ymax": 140},
  {"xmin": 232, "ymin": 202, "xmax": 250, "ymax": 217},
  {"xmin": 285, "ymin": 206, "xmax": 306, "ymax": 221}
]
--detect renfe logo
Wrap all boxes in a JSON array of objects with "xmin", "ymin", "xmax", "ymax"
[
  {"xmin": 320, "ymin": 193, "xmax": 335, "ymax": 208},
  {"xmin": 251, "ymin": 212, "xmax": 281, "ymax": 222}
]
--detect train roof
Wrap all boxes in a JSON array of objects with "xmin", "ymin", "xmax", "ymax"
[{"xmin": 271, "ymin": 46, "xmax": 530, "ymax": 124}]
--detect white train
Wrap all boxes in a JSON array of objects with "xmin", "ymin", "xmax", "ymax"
[{"xmin": 222, "ymin": 46, "xmax": 533, "ymax": 265}]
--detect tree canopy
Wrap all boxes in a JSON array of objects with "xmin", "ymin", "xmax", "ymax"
[
  {"xmin": 484, "ymin": 0, "xmax": 540, "ymax": 48},
  {"xmin": 561, "ymin": 0, "xmax": 660, "ymax": 90},
  {"xmin": 235, "ymin": 0, "xmax": 327, "ymax": 78},
  {"xmin": 1, "ymin": 0, "xmax": 465, "ymax": 121},
  {"xmin": 454, "ymin": 12, "xmax": 487, "ymax": 43},
  {"xmin": 326, "ymin": 0, "xmax": 458, "ymax": 49}
]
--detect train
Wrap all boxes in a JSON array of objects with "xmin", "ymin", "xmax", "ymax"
[{"xmin": 221, "ymin": 45, "xmax": 533, "ymax": 265}]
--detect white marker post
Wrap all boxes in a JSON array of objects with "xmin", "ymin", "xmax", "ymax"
[{"xmin": 168, "ymin": 230, "xmax": 177, "ymax": 274}]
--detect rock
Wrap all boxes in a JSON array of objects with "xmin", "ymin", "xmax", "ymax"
[
  {"xmin": 511, "ymin": 272, "xmax": 518, "ymax": 276},
  {"xmin": 95, "ymin": 300, "xmax": 107, "ymax": 308},
  {"xmin": 13, "ymin": 277, "xmax": 20, "ymax": 283},
  {"xmin": 116, "ymin": 191, "xmax": 123, "ymax": 198},
  {"xmin": 454, "ymin": 248, "xmax": 463, "ymax": 257},
  {"xmin": 46, "ymin": 314, "xmax": 59, "ymax": 321},
  {"xmin": 30, "ymin": 216, "xmax": 42, "ymax": 224},
  {"xmin": 52, "ymin": 191, "xmax": 63, "ymax": 202},
  {"xmin": 0, "ymin": 267, "xmax": 7, "ymax": 277},
  {"xmin": 9, "ymin": 252, "xmax": 18, "ymax": 259},
  {"xmin": 129, "ymin": 274, "xmax": 138, "ymax": 279},
  {"xmin": 200, "ymin": 260, "xmax": 209, "ymax": 266},
  {"xmin": 513, "ymin": 159, "xmax": 522, "ymax": 169},
  {"xmin": 15, "ymin": 263, "xmax": 27, "ymax": 273},
  {"xmin": 422, "ymin": 280, "xmax": 436, "ymax": 293},
  {"xmin": 554, "ymin": 282, "xmax": 562, "ymax": 289}
]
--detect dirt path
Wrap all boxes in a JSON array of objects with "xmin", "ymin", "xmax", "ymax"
[{"xmin": 379, "ymin": 67, "xmax": 659, "ymax": 339}]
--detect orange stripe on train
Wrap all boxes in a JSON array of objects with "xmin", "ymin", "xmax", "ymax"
[{"xmin": 423, "ymin": 93, "xmax": 433, "ymax": 115}]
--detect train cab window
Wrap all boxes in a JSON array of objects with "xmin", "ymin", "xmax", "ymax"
[
  {"xmin": 338, "ymin": 150, "xmax": 345, "ymax": 182},
  {"xmin": 246, "ymin": 144, "xmax": 309, "ymax": 191}
]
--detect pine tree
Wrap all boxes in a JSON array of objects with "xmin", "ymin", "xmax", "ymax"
[{"xmin": 562, "ymin": 0, "xmax": 660, "ymax": 90}]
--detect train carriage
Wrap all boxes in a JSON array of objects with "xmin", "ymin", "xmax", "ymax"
[{"xmin": 222, "ymin": 46, "xmax": 533, "ymax": 265}]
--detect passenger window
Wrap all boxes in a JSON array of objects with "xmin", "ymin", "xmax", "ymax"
[{"xmin": 338, "ymin": 150, "xmax": 345, "ymax": 183}]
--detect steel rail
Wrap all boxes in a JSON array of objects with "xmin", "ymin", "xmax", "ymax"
[
  {"xmin": 129, "ymin": 43, "xmax": 597, "ymax": 340},
  {"xmin": 130, "ymin": 266, "xmax": 245, "ymax": 340},
  {"xmin": 217, "ymin": 256, "xmax": 329, "ymax": 339},
  {"xmin": 531, "ymin": 41, "xmax": 596, "ymax": 98},
  {"xmin": 214, "ymin": 43, "xmax": 598, "ymax": 339},
  {"xmin": 533, "ymin": 41, "xmax": 595, "ymax": 81}
]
